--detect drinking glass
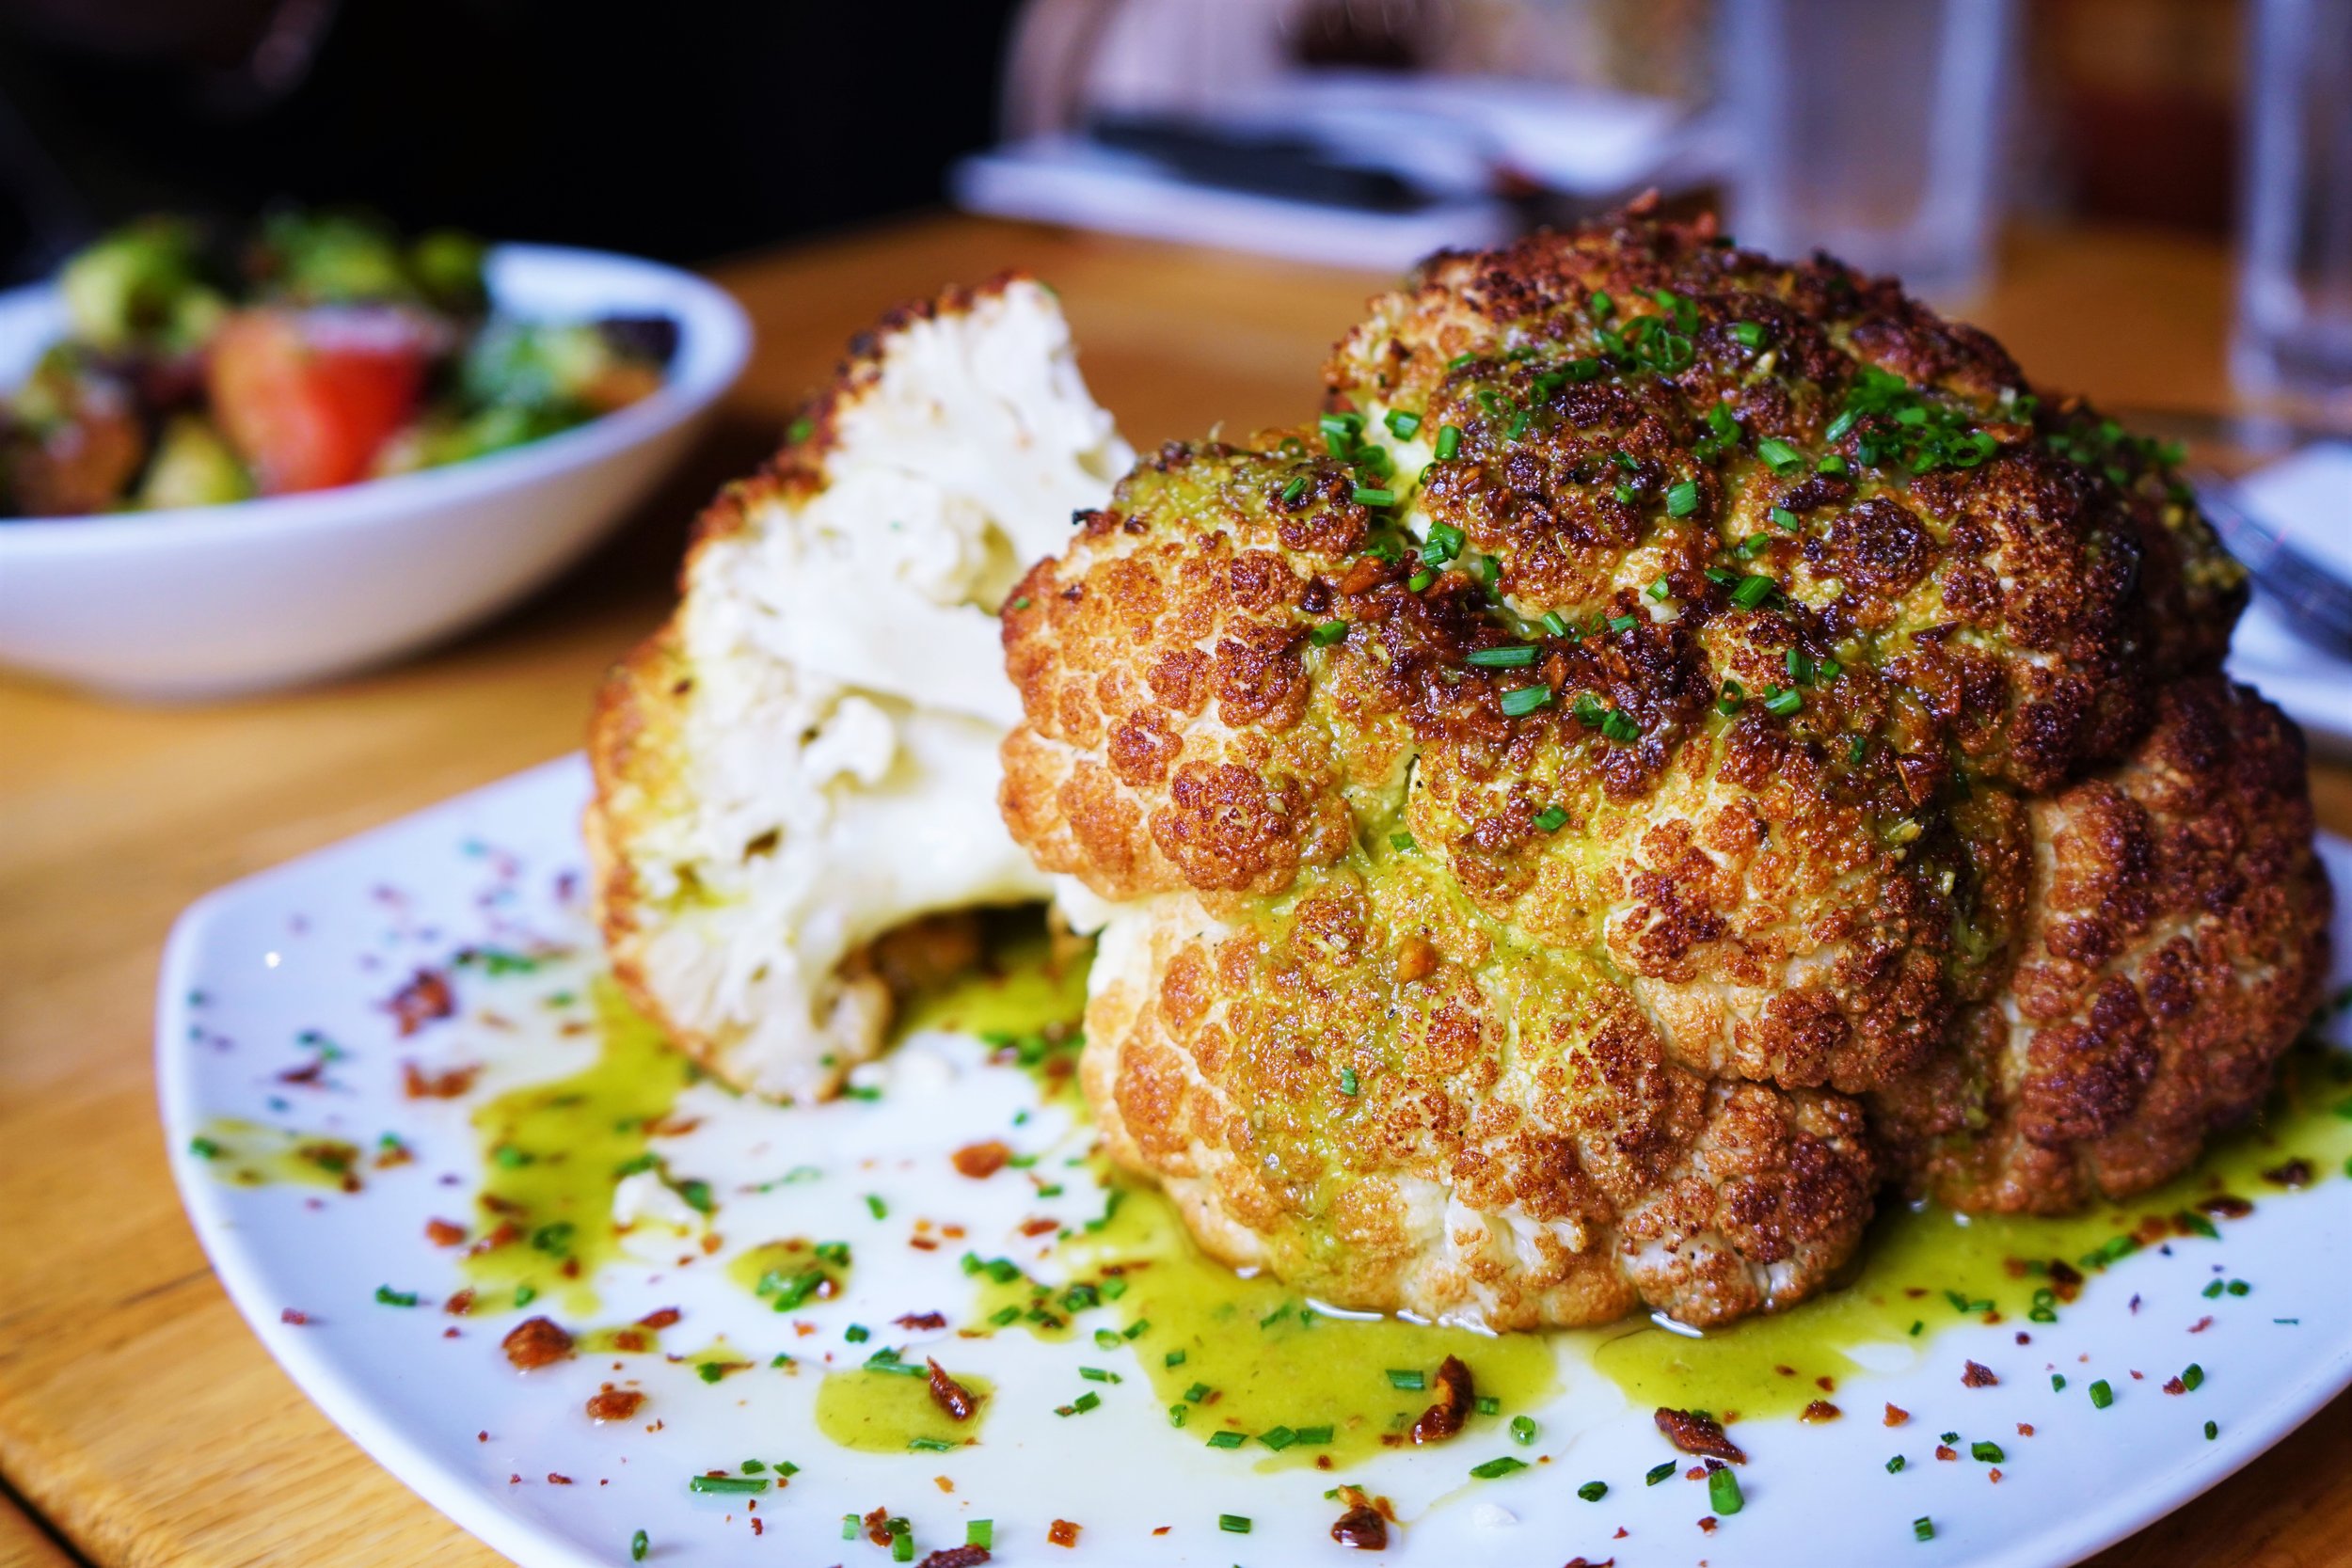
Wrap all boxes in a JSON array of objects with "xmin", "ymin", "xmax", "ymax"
[
  {"xmin": 2233, "ymin": 0, "xmax": 2352, "ymax": 419},
  {"xmin": 1719, "ymin": 0, "xmax": 2017, "ymax": 304}
]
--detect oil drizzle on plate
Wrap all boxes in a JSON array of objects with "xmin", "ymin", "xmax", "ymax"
[
  {"xmin": 462, "ymin": 979, "xmax": 693, "ymax": 1311},
  {"xmin": 1578, "ymin": 1041, "xmax": 2352, "ymax": 1420}
]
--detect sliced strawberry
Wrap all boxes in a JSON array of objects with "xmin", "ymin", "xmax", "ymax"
[{"xmin": 206, "ymin": 307, "xmax": 430, "ymax": 494}]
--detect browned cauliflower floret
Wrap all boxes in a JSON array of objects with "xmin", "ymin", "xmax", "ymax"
[
  {"xmin": 1874, "ymin": 676, "xmax": 2331, "ymax": 1212},
  {"xmin": 999, "ymin": 203, "xmax": 2328, "ymax": 1331}
]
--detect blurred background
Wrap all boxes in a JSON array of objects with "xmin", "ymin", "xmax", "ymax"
[
  {"xmin": 7, "ymin": 0, "xmax": 2352, "ymax": 704},
  {"xmin": 5, "ymin": 0, "xmax": 2327, "ymax": 400},
  {"xmin": 0, "ymin": 0, "xmax": 2247, "ymax": 272}
]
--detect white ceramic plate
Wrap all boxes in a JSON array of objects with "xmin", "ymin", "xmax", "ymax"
[
  {"xmin": 158, "ymin": 756, "xmax": 2352, "ymax": 1568},
  {"xmin": 0, "ymin": 245, "xmax": 750, "ymax": 699}
]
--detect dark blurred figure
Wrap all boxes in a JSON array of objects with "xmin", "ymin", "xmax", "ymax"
[{"xmin": 0, "ymin": 0, "xmax": 1023, "ymax": 277}]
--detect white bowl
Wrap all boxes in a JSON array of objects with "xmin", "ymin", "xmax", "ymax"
[{"xmin": 0, "ymin": 244, "xmax": 751, "ymax": 700}]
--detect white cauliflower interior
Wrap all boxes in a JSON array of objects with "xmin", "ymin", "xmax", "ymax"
[{"xmin": 592, "ymin": 278, "xmax": 1130, "ymax": 1101}]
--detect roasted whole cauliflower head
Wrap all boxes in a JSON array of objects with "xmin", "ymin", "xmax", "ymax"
[
  {"xmin": 997, "ymin": 207, "xmax": 2329, "ymax": 1329},
  {"xmin": 590, "ymin": 276, "xmax": 1131, "ymax": 1101}
]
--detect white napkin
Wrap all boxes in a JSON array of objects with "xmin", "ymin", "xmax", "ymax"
[{"xmin": 2222, "ymin": 443, "xmax": 2352, "ymax": 756}]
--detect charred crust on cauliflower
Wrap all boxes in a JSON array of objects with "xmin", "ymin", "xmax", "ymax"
[{"xmin": 1000, "ymin": 205, "xmax": 2326, "ymax": 1330}]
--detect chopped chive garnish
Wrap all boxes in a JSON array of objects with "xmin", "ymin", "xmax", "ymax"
[
  {"xmin": 1971, "ymin": 1441, "xmax": 2004, "ymax": 1463},
  {"xmin": 1386, "ymin": 1369, "xmax": 1426, "ymax": 1391},
  {"xmin": 375, "ymin": 1286, "xmax": 419, "ymax": 1307},
  {"xmin": 2053, "ymin": 1374, "xmax": 2067, "ymax": 1391},
  {"xmin": 1354, "ymin": 485, "xmax": 1396, "ymax": 508},
  {"xmin": 1730, "ymin": 321, "xmax": 1767, "ymax": 349},
  {"xmin": 1470, "ymin": 1456, "xmax": 1529, "ymax": 1480},
  {"xmin": 1079, "ymin": 1366, "xmax": 1115, "ymax": 1382},
  {"xmin": 1386, "ymin": 408, "xmax": 1422, "ymax": 439},
  {"xmin": 1647, "ymin": 575, "xmax": 1673, "ymax": 600},
  {"xmin": 1886, "ymin": 1455, "xmax": 1906, "ymax": 1473},
  {"xmin": 1339, "ymin": 1068, "xmax": 1359, "ymax": 1096},
  {"xmin": 1730, "ymin": 574, "xmax": 1778, "ymax": 609},
  {"xmin": 1533, "ymin": 805, "xmax": 1568, "ymax": 833},
  {"xmin": 1295, "ymin": 1425, "xmax": 1334, "ymax": 1445},
  {"xmin": 1260, "ymin": 1426, "xmax": 1296, "ymax": 1450},
  {"xmin": 1435, "ymin": 423, "xmax": 1463, "ymax": 460},
  {"xmin": 689, "ymin": 1475, "xmax": 768, "ymax": 1494},
  {"xmin": 1186, "ymin": 1383, "xmax": 1211, "ymax": 1402},
  {"xmin": 1390, "ymin": 831, "xmax": 1416, "ymax": 852},
  {"xmin": 1219, "ymin": 1514, "xmax": 1252, "ymax": 1534},
  {"xmin": 908, "ymin": 1436, "xmax": 956, "ymax": 1452},
  {"xmin": 1310, "ymin": 619, "xmax": 1350, "ymax": 646},
  {"xmin": 1613, "ymin": 481, "xmax": 1638, "ymax": 505},
  {"xmin": 631, "ymin": 1528, "xmax": 649, "ymax": 1561},
  {"xmin": 968, "ymin": 1521, "xmax": 993, "ymax": 1549},
  {"xmin": 1709, "ymin": 1466, "xmax": 1744, "ymax": 1515},
  {"xmin": 1915, "ymin": 1517, "xmax": 1935, "ymax": 1543},
  {"xmin": 1281, "ymin": 475, "xmax": 1308, "ymax": 503},
  {"xmin": 1717, "ymin": 678, "xmax": 1746, "ymax": 716},
  {"xmin": 1539, "ymin": 610, "xmax": 1570, "ymax": 637},
  {"xmin": 188, "ymin": 1135, "xmax": 224, "ymax": 1159},
  {"xmin": 1447, "ymin": 352, "xmax": 1477, "ymax": 370},
  {"xmin": 1577, "ymin": 1480, "xmax": 1608, "ymax": 1501},
  {"xmin": 1763, "ymin": 686, "xmax": 1803, "ymax": 718},
  {"xmin": 1207, "ymin": 1430, "xmax": 1246, "ymax": 1449},
  {"xmin": 1468, "ymin": 644, "xmax": 1538, "ymax": 667},
  {"xmin": 2183, "ymin": 1363, "xmax": 2204, "ymax": 1391},
  {"xmin": 1666, "ymin": 480, "xmax": 1700, "ymax": 516},
  {"xmin": 1407, "ymin": 569, "xmax": 1435, "ymax": 592},
  {"xmin": 1757, "ymin": 437, "xmax": 1804, "ymax": 473},
  {"xmin": 1500, "ymin": 685, "xmax": 1553, "ymax": 717},
  {"xmin": 2090, "ymin": 1379, "xmax": 2115, "ymax": 1408},
  {"xmin": 845, "ymin": 1324, "xmax": 870, "ymax": 1343},
  {"xmin": 1510, "ymin": 1416, "xmax": 1538, "ymax": 1445},
  {"xmin": 1646, "ymin": 1460, "xmax": 1677, "ymax": 1485},
  {"xmin": 2228, "ymin": 1279, "xmax": 2250, "ymax": 1295},
  {"xmin": 2205, "ymin": 1419, "xmax": 2219, "ymax": 1440},
  {"xmin": 1590, "ymin": 291, "xmax": 1613, "ymax": 317},
  {"xmin": 1771, "ymin": 505, "xmax": 1800, "ymax": 531}
]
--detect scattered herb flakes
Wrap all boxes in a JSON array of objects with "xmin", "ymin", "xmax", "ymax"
[
  {"xmin": 1577, "ymin": 1480, "xmax": 1609, "ymax": 1502},
  {"xmin": 687, "ymin": 1475, "xmax": 766, "ymax": 1495},
  {"xmin": 1470, "ymin": 1456, "xmax": 1528, "ymax": 1481}
]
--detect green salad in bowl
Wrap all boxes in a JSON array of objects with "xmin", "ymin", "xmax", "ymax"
[{"xmin": 7, "ymin": 211, "xmax": 677, "ymax": 516}]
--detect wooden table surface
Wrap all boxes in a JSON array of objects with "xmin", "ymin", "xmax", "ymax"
[{"xmin": 4, "ymin": 213, "xmax": 2348, "ymax": 1568}]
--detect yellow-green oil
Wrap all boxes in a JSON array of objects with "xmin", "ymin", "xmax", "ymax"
[
  {"xmin": 189, "ymin": 1119, "xmax": 365, "ymax": 1189},
  {"xmin": 815, "ymin": 1366, "xmax": 996, "ymax": 1453},
  {"xmin": 461, "ymin": 979, "xmax": 695, "ymax": 1311},
  {"xmin": 1075, "ymin": 1177, "xmax": 1560, "ymax": 1469}
]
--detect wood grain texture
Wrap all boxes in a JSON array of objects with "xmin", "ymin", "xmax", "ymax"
[{"xmin": 0, "ymin": 213, "xmax": 2339, "ymax": 1568}]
